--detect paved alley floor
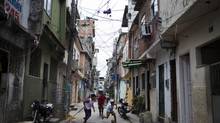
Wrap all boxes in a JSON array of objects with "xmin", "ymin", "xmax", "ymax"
[{"xmin": 69, "ymin": 102, "xmax": 139, "ymax": 123}]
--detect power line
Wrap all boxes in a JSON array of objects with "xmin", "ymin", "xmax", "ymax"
[
  {"xmin": 90, "ymin": 0, "xmax": 112, "ymax": 18},
  {"xmin": 79, "ymin": 7, "xmax": 122, "ymax": 22},
  {"xmin": 80, "ymin": 1, "xmax": 217, "ymax": 26},
  {"xmin": 79, "ymin": 6, "xmax": 127, "ymax": 12}
]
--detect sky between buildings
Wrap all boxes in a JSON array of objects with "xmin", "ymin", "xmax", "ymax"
[{"xmin": 67, "ymin": 0, "xmax": 128, "ymax": 77}]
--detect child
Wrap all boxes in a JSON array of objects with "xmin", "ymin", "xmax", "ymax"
[
  {"xmin": 83, "ymin": 94, "xmax": 96, "ymax": 123},
  {"xmin": 102, "ymin": 99, "xmax": 116, "ymax": 123}
]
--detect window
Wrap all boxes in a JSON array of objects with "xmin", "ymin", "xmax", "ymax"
[
  {"xmin": 197, "ymin": 39, "xmax": 220, "ymax": 66},
  {"xmin": 136, "ymin": 76, "xmax": 139, "ymax": 88},
  {"xmin": 44, "ymin": 0, "xmax": 52, "ymax": 16},
  {"xmin": 151, "ymin": 0, "xmax": 159, "ymax": 16},
  {"xmin": 73, "ymin": 48, "xmax": 76, "ymax": 60}
]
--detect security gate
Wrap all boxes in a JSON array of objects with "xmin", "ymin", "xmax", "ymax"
[
  {"xmin": 0, "ymin": 49, "xmax": 9, "ymax": 123},
  {"xmin": 210, "ymin": 62, "xmax": 220, "ymax": 123}
]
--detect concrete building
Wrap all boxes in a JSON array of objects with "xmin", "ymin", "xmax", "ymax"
[
  {"xmin": 78, "ymin": 19, "xmax": 96, "ymax": 98},
  {"xmin": 125, "ymin": 0, "xmax": 220, "ymax": 123},
  {"xmin": 78, "ymin": 19, "xmax": 95, "ymax": 38},
  {"xmin": 114, "ymin": 32, "xmax": 128, "ymax": 102},
  {"xmin": 105, "ymin": 58, "xmax": 114, "ymax": 89},
  {"xmin": 0, "ymin": 1, "xmax": 35, "ymax": 122},
  {"xmin": 158, "ymin": 0, "xmax": 220, "ymax": 123},
  {"xmin": 23, "ymin": 0, "xmax": 67, "ymax": 119},
  {"xmin": 71, "ymin": 36, "xmax": 83, "ymax": 104}
]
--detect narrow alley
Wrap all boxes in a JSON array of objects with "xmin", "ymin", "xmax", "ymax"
[
  {"xmin": 0, "ymin": 0, "xmax": 220, "ymax": 123},
  {"xmin": 67, "ymin": 103, "xmax": 139, "ymax": 123}
]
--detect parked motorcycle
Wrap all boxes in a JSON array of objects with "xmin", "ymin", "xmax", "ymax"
[
  {"xmin": 31, "ymin": 100, "xmax": 54, "ymax": 123},
  {"xmin": 117, "ymin": 99, "xmax": 132, "ymax": 119}
]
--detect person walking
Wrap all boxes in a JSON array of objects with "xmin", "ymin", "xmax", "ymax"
[
  {"xmin": 83, "ymin": 94, "xmax": 96, "ymax": 123},
  {"xmin": 97, "ymin": 91, "xmax": 106, "ymax": 117}
]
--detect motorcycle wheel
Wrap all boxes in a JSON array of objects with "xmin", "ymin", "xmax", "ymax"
[{"xmin": 32, "ymin": 110, "xmax": 39, "ymax": 123}]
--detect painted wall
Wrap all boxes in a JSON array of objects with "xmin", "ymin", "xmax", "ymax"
[
  {"xmin": 119, "ymin": 80, "xmax": 127, "ymax": 100},
  {"xmin": 160, "ymin": 0, "xmax": 197, "ymax": 33},
  {"xmin": 175, "ymin": 8, "xmax": 220, "ymax": 123},
  {"xmin": 42, "ymin": 0, "xmax": 66, "ymax": 44},
  {"xmin": 23, "ymin": 33, "xmax": 61, "ymax": 117}
]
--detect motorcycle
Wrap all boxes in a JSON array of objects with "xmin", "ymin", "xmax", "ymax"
[
  {"xmin": 117, "ymin": 99, "xmax": 132, "ymax": 119},
  {"xmin": 31, "ymin": 100, "xmax": 54, "ymax": 123}
]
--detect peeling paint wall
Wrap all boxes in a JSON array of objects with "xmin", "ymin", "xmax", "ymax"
[{"xmin": 0, "ymin": 40, "xmax": 26, "ymax": 122}]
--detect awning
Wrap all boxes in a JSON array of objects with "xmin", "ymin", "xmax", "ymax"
[{"xmin": 122, "ymin": 59, "xmax": 155, "ymax": 68}]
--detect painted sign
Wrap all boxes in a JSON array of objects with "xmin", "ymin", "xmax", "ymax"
[{"xmin": 4, "ymin": 0, "xmax": 22, "ymax": 22}]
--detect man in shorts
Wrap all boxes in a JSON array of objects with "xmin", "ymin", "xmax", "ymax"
[{"xmin": 102, "ymin": 99, "xmax": 116, "ymax": 123}]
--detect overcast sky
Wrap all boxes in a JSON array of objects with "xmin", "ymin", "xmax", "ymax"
[{"xmin": 68, "ymin": 0, "xmax": 127, "ymax": 77}]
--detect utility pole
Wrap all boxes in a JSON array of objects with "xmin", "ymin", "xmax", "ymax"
[{"xmin": 65, "ymin": 0, "xmax": 77, "ymax": 114}]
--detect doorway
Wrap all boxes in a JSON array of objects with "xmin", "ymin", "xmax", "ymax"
[
  {"xmin": 42, "ymin": 63, "xmax": 49, "ymax": 100},
  {"xmin": 0, "ymin": 49, "xmax": 9, "ymax": 122},
  {"xmin": 159, "ymin": 64, "xmax": 165, "ymax": 123},
  {"xmin": 179, "ymin": 54, "xmax": 192, "ymax": 123},
  {"xmin": 146, "ymin": 71, "xmax": 150, "ymax": 111},
  {"xmin": 198, "ymin": 39, "xmax": 220, "ymax": 123},
  {"xmin": 170, "ymin": 60, "xmax": 178, "ymax": 122}
]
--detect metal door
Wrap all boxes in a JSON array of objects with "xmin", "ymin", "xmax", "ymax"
[
  {"xmin": 159, "ymin": 64, "xmax": 165, "ymax": 123},
  {"xmin": 0, "ymin": 49, "xmax": 9, "ymax": 123}
]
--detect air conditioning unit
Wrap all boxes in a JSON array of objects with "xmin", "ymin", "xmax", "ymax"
[
  {"xmin": 126, "ymin": 13, "xmax": 131, "ymax": 20},
  {"xmin": 140, "ymin": 23, "xmax": 152, "ymax": 38}
]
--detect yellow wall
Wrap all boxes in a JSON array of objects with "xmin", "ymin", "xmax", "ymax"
[{"xmin": 126, "ymin": 86, "xmax": 133, "ymax": 106}]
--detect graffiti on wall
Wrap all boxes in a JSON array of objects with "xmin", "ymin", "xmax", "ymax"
[{"xmin": 4, "ymin": 0, "xmax": 22, "ymax": 22}]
